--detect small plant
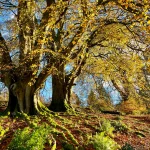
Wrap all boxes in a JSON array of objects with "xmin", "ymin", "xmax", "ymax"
[
  {"xmin": 8, "ymin": 124, "xmax": 56, "ymax": 150},
  {"xmin": 0, "ymin": 125, "xmax": 9, "ymax": 140},
  {"xmin": 64, "ymin": 100, "xmax": 76, "ymax": 115},
  {"xmin": 90, "ymin": 119, "xmax": 120, "ymax": 150},
  {"xmin": 121, "ymin": 143, "xmax": 134, "ymax": 150},
  {"xmin": 62, "ymin": 142, "xmax": 74, "ymax": 150},
  {"xmin": 100, "ymin": 119, "xmax": 114, "ymax": 137},
  {"xmin": 111, "ymin": 121, "xmax": 129, "ymax": 133},
  {"xmin": 114, "ymin": 116, "xmax": 123, "ymax": 121},
  {"xmin": 92, "ymin": 132, "xmax": 120, "ymax": 150}
]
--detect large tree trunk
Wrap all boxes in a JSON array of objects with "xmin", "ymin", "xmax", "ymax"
[
  {"xmin": 49, "ymin": 74, "xmax": 75, "ymax": 112},
  {"xmin": 49, "ymin": 51, "xmax": 87, "ymax": 112},
  {"xmin": 4, "ymin": 82, "xmax": 37, "ymax": 115},
  {"xmin": 48, "ymin": 59, "xmax": 77, "ymax": 112},
  {"xmin": 1, "ymin": 79, "xmax": 50, "ymax": 116},
  {"xmin": 25, "ymin": 85, "xmax": 36, "ymax": 115},
  {"xmin": 3, "ymin": 89, "xmax": 18, "ymax": 116},
  {"xmin": 49, "ymin": 74, "xmax": 67, "ymax": 112}
]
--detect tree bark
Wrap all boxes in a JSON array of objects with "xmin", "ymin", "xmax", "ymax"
[
  {"xmin": 111, "ymin": 79, "xmax": 129, "ymax": 101},
  {"xmin": 49, "ymin": 50, "xmax": 88, "ymax": 112},
  {"xmin": 48, "ymin": 59, "xmax": 78, "ymax": 112},
  {"xmin": 49, "ymin": 74, "xmax": 67, "ymax": 112},
  {"xmin": 25, "ymin": 85, "xmax": 36, "ymax": 115},
  {"xmin": 5, "ymin": 89, "xmax": 18, "ymax": 117},
  {"xmin": 3, "ymin": 82, "xmax": 37, "ymax": 115}
]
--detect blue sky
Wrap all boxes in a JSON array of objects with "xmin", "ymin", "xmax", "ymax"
[{"xmin": 39, "ymin": 72, "xmax": 121, "ymax": 105}]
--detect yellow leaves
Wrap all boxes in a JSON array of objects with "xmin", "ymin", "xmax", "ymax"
[
  {"xmin": 147, "ymin": 58, "xmax": 150, "ymax": 66},
  {"xmin": 30, "ymin": 64, "xmax": 38, "ymax": 76},
  {"xmin": 128, "ymin": 76, "xmax": 133, "ymax": 83},
  {"xmin": 28, "ymin": 78, "xmax": 36, "ymax": 86},
  {"xmin": 38, "ymin": 39, "xmax": 46, "ymax": 44},
  {"xmin": 87, "ymin": 48, "xmax": 146, "ymax": 87},
  {"xmin": 72, "ymin": 41, "xmax": 76, "ymax": 45},
  {"xmin": 118, "ymin": 0, "xmax": 130, "ymax": 8},
  {"xmin": 147, "ymin": 20, "xmax": 150, "ymax": 25},
  {"xmin": 91, "ymin": 13, "xmax": 95, "ymax": 17},
  {"xmin": 28, "ymin": 82, "xmax": 32, "ymax": 86},
  {"xmin": 146, "ymin": 58, "xmax": 150, "ymax": 72},
  {"xmin": 68, "ymin": 24, "xmax": 74, "ymax": 30},
  {"xmin": 118, "ymin": 96, "xmax": 147, "ymax": 114},
  {"xmin": 96, "ymin": 24, "xmax": 131, "ymax": 49},
  {"xmin": 31, "ymin": 64, "xmax": 37, "ymax": 68}
]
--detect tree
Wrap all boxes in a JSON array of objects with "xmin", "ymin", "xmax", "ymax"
[
  {"xmin": 0, "ymin": 0, "xmax": 99, "ymax": 114},
  {"xmin": 84, "ymin": 21, "xmax": 149, "ymax": 101},
  {"xmin": 87, "ymin": 77, "xmax": 114, "ymax": 111},
  {"xmin": 0, "ymin": 0, "xmax": 149, "ymax": 115},
  {"xmin": 87, "ymin": 90, "xmax": 97, "ymax": 106},
  {"xmin": 70, "ymin": 92, "xmax": 81, "ymax": 107}
]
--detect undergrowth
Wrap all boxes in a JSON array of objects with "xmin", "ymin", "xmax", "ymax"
[
  {"xmin": 121, "ymin": 143, "xmax": 134, "ymax": 150},
  {"xmin": 0, "ymin": 124, "xmax": 9, "ymax": 141},
  {"xmin": 100, "ymin": 119, "xmax": 114, "ymax": 137},
  {"xmin": 91, "ymin": 132, "xmax": 120, "ymax": 150},
  {"xmin": 89, "ymin": 119, "xmax": 120, "ymax": 150},
  {"xmin": 8, "ymin": 124, "xmax": 56, "ymax": 150},
  {"xmin": 7, "ymin": 109, "xmax": 79, "ymax": 150},
  {"xmin": 111, "ymin": 120, "xmax": 130, "ymax": 133},
  {"xmin": 1, "ymin": 108, "xmax": 137, "ymax": 150}
]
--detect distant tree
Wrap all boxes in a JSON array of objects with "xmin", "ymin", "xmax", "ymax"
[
  {"xmin": 87, "ymin": 84, "xmax": 114, "ymax": 111},
  {"xmin": 116, "ymin": 97, "xmax": 147, "ymax": 114},
  {"xmin": 70, "ymin": 92, "xmax": 81, "ymax": 107},
  {"xmin": 87, "ymin": 90, "xmax": 97, "ymax": 107}
]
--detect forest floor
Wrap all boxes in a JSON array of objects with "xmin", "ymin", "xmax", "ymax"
[{"xmin": 0, "ymin": 106, "xmax": 150, "ymax": 150}]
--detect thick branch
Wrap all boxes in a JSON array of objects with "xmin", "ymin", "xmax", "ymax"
[
  {"xmin": 34, "ymin": 64, "xmax": 53, "ymax": 92},
  {"xmin": 0, "ymin": 32, "xmax": 13, "ymax": 86},
  {"xmin": 0, "ymin": 32, "xmax": 12, "ymax": 65},
  {"xmin": 97, "ymin": 0, "xmax": 146, "ymax": 15},
  {"xmin": 46, "ymin": 0, "xmax": 55, "ymax": 6},
  {"xmin": 0, "ymin": 1, "xmax": 16, "ymax": 8},
  {"xmin": 66, "ymin": 48, "xmax": 89, "ymax": 87},
  {"xmin": 111, "ymin": 79, "xmax": 129, "ymax": 101}
]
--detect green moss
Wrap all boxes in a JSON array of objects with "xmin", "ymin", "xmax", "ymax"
[
  {"xmin": 111, "ymin": 120, "xmax": 130, "ymax": 133},
  {"xmin": 100, "ymin": 119, "xmax": 114, "ymax": 137},
  {"xmin": 8, "ymin": 125, "xmax": 55, "ymax": 150},
  {"xmin": 62, "ymin": 142, "xmax": 74, "ymax": 150},
  {"xmin": 121, "ymin": 143, "xmax": 134, "ymax": 150},
  {"xmin": 92, "ymin": 132, "xmax": 120, "ymax": 150},
  {"xmin": 134, "ymin": 131, "xmax": 146, "ymax": 138},
  {"xmin": 0, "ymin": 125, "xmax": 9, "ymax": 141}
]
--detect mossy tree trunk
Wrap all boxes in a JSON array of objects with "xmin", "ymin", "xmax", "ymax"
[
  {"xmin": 49, "ymin": 62, "xmax": 74, "ymax": 112},
  {"xmin": 49, "ymin": 74, "xmax": 67, "ymax": 112},
  {"xmin": 49, "ymin": 55, "xmax": 87, "ymax": 112},
  {"xmin": 3, "ymin": 81, "xmax": 36, "ymax": 115}
]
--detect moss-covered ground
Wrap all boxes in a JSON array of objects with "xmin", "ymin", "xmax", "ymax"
[{"xmin": 0, "ymin": 107, "xmax": 150, "ymax": 150}]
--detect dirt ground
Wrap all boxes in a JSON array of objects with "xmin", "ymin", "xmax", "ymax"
[{"xmin": 0, "ymin": 107, "xmax": 150, "ymax": 150}]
